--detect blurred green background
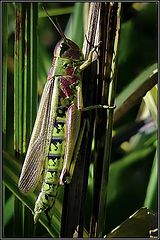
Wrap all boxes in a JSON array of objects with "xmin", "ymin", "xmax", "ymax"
[{"xmin": 2, "ymin": 2, "xmax": 158, "ymax": 238}]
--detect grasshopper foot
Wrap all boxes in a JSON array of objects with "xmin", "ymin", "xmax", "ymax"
[{"xmin": 60, "ymin": 169, "xmax": 71, "ymax": 185}]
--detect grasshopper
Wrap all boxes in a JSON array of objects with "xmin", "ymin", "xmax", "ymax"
[{"xmin": 18, "ymin": 11, "xmax": 114, "ymax": 225}]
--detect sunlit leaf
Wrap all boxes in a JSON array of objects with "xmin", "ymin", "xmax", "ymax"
[{"xmin": 104, "ymin": 207, "xmax": 157, "ymax": 238}]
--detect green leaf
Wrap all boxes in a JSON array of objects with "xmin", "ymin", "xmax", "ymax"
[
  {"xmin": 143, "ymin": 85, "xmax": 158, "ymax": 125},
  {"xmin": 65, "ymin": 3, "xmax": 84, "ymax": 48},
  {"xmin": 2, "ymin": 3, "xmax": 8, "ymax": 146},
  {"xmin": 3, "ymin": 151, "xmax": 61, "ymax": 237},
  {"xmin": 107, "ymin": 145, "xmax": 154, "ymax": 205},
  {"xmin": 144, "ymin": 149, "xmax": 157, "ymax": 211},
  {"xmin": 4, "ymin": 195, "xmax": 14, "ymax": 226},
  {"xmin": 117, "ymin": 3, "xmax": 157, "ymax": 93},
  {"xmin": 38, "ymin": 6, "xmax": 74, "ymax": 18},
  {"xmin": 114, "ymin": 63, "xmax": 158, "ymax": 123},
  {"xmin": 104, "ymin": 207, "xmax": 157, "ymax": 238}
]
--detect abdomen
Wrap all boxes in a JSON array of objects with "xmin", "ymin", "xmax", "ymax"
[{"xmin": 34, "ymin": 107, "xmax": 67, "ymax": 223}]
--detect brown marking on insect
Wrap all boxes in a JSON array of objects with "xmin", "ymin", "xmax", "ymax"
[
  {"xmin": 59, "ymin": 76, "xmax": 80, "ymax": 98},
  {"xmin": 65, "ymin": 66, "xmax": 74, "ymax": 76},
  {"xmin": 59, "ymin": 77, "xmax": 72, "ymax": 97}
]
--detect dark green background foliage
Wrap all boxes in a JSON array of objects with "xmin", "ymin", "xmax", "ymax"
[{"xmin": 2, "ymin": 2, "xmax": 158, "ymax": 238}]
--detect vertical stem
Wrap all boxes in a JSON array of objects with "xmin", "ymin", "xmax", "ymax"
[
  {"xmin": 13, "ymin": 3, "xmax": 38, "ymax": 237},
  {"xmin": 97, "ymin": 3, "xmax": 121, "ymax": 237},
  {"xmin": 23, "ymin": 3, "xmax": 28, "ymax": 153},
  {"xmin": 60, "ymin": 3, "xmax": 100, "ymax": 237},
  {"xmin": 144, "ymin": 149, "xmax": 157, "ymax": 211},
  {"xmin": 30, "ymin": 3, "xmax": 38, "ymax": 131},
  {"xmin": 22, "ymin": 4, "xmax": 38, "ymax": 237},
  {"xmin": 13, "ymin": 4, "xmax": 25, "ymax": 235},
  {"xmin": 2, "ymin": 3, "xmax": 8, "ymax": 149},
  {"xmin": 23, "ymin": 3, "xmax": 38, "ymax": 152},
  {"xmin": 78, "ymin": 3, "xmax": 101, "ymax": 237},
  {"xmin": 14, "ymin": 3, "xmax": 38, "ymax": 154},
  {"xmin": 89, "ymin": 3, "xmax": 111, "ymax": 237},
  {"xmin": 14, "ymin": 3, "xmax": 23, "ymax": 153},
  {"xmin": 18, "ymin": 5, "xmax": 24, "ymax": 154}
]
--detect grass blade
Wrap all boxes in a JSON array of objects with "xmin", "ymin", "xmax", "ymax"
[
  {"xmin": 97, "ymin": 3, "xmax": 121, "ymax": 237},
  {"xmin": 2, "ymin": 3, "xmax": 8, "ymax": 148},
  {"xmin": 3, "ymin": 150, "xmax": 61, "ymax": 237},
  {"xmin": 143, "ymin": 85, "xmax": 157, "ymax": 125},
  {"xmin": 39, "ymin": 6, "xmax": 74, "ymax": 18},
  {"xmin": 14, "ymin": 3, "xmax": 23, "ymax": 152},
  {"xmin": 114, "ymin": 64, "xmax": 158, "ymax": 123},
  {"xmin": 144, "ymin": 149, "xmax": 157, "ymax": 211},
  {"xmin": 29, "ymin": 3, "xmax": 38, "ymax": 131},
  {"xmin": 65, "ymin": 3, "xmax": 84, "ymax": 48}
]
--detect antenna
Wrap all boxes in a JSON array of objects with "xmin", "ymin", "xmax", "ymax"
[{"xmin": 42, "ymin": 5, "xmax": 65, "ymax": 38}]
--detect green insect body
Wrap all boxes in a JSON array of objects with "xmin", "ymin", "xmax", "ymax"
[
  {"xmin": 18, "ymin": 11, "xmax": 108, "ymax": 225},
  {"xmin": 33, "ymin": 70, "xmax": 80, "ymax": 223},
  {"xmin": 18, "ymin": 32, "xmax": 91, "ymax": 224},
  {"xmin": 34, "ymin": 107, "xmax": 66, "ymax": 223}
]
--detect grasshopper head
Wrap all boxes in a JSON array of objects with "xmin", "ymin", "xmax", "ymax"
[
  {"xmin": 42, "ymin": 7, "xmax": 83, "ymax": 61},
  {"xmin": 54, "ymin": 37, "xmax": 84, "ymax": 61}
]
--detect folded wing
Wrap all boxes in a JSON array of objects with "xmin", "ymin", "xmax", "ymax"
[{"xmin": 18, "ymin": 79, "xmax": 56, "ymax": 193}]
